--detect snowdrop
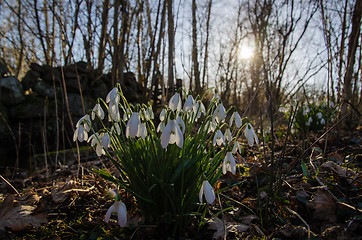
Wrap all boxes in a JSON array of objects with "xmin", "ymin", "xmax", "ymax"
[
  {"xmin": 88, "ymin": 133, "xmax": 105, "ymax": 156},
  {"xmin": 159, "ymin": 108, "xmax": 167, "ymax": 121},
  {"xmin": 161, "ymin": 119, "xmax": 184, "ymax": 148},
  {"xmin": 199, "ymin": 181, "xmax": 215, "ymax": 204},
  {"xmin": 224, "ymin": 128, "xmax": 232, "ymax": 142},
  {"xmin": 138, "ymin": 123, "xmax": 147, "ymax": 139},
  {"xmin": 105, "ymin": 200, "xmax": 127, "ymax": 227},
  {"xmin": 169, "ymin": 92, "xmax": 182, "ymax": 111},
  {"xmin": 101, "ymin": 132, "xmax": 111, "ymax": 149},
  {"xmin": 230, "ymin": 111, "xmax": 242, "ymax": 128},
  {"xmin": 306, "ymin": 117, "xmax": 313, "ymax": 126},
  {"xmin": 176, "ymin": 116, "xmax": 185, "ymax": 134},
  {"xmin": 108, "ymin": 101, "xmax": 121, "ymax": 122},
  {"xmin": 183, "ymin": 95, "xmax": 195, "ymax": 112},
  {"xmin": 193, "ymin": 101, "xmax": 206, "ymax": 120},
  {"xmin": 223, "ymin": 152, "xmax": 236, "ymax": 175},
  {"xmin": 244, "ymin": 123, "xmax": 259, "ymax": 146},
  {"xmin": 157, "ymin": 121, "xmax": 165, "ymax": 132},
  {"xmin": 320, "ymin": 118, "xmax": 325, "ymax": 125},
  {"xmin": 212, "ymin": 103, "xmax": 226, "ymax": 123},
  {"xmin": 106, "ymin": 87, "xmax": 120, "ymax": 104},
  {"xmin": 73, "ymin": 125, "xmax": 88, "ymax": 142},
  {"xmin": 91, "ymin": 103, "xmax": 105, "ymax": 120},
  {"xmin": 126, "ymin": 112, "xmax": 141, "ymax": 138},
  {"xmin": 317, "ymin": 112, "xmax": 323, "ymax": 119},
  {"xmin": 213, "ymin": 129, "xmax": 225, "ymax": 146},
  {"xmin": 232, "ymin": 141, "xmax": 242, "ymax": 154}
]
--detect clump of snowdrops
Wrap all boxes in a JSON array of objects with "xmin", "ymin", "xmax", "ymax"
[{"xmin": 73, "ymin": 85, "xmax": 258, "ymax": 233}]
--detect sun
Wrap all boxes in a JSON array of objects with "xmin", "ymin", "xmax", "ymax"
[{"xmin": 239, "ymin": 43, "xmax": 254, "ymax": 60}]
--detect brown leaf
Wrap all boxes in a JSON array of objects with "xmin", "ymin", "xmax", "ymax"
[
  {"xmin": 0, "ymin": 195, "xmax": 48, "ymax": 231},
  {"xmin": 307, "ymin": 189, "xmax": 337, "ymax": 222},
  {"xmin": 208, "ymin": 217, "xmax": 249, "ymax": 239},
  {"xmin": 51, "ymin": 180, "xmax": 77, "ymax": 203},
  {"xmin": 321, "ymin": 161, "xmax": 356, "ymax": 179}
]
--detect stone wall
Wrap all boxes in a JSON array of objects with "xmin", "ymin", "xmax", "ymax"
[{"xmin": 0, "ymin": 61, "xmax": 143, "ymax": 170}]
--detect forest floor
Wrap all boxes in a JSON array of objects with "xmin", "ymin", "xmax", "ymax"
[{"xmin": 0, "ymin": 127, "xmax": 361, "ymax": 240}]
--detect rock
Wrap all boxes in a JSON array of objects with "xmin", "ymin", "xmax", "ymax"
[
  {"xmin": 90, "ymin": 78, "xmax": 108, "ymax": 99},
  {"xmin": 0, "ymin": 76, "xmax": 25, "ymax": 106},
  {"xmin": 9, "ymin": 95, "xmax": 49, "ymax": 120},
  {"xmin": 21, "ymin": 70, "xmax": 41, "ymax": 91},
  {"xmin": 63, "ymin": 61, "xmax": 89, "ymax": 74},
  {"xmin": 29, "ymin": 63, "xmax": 44, "ymax": 73},
  {"xmin": 0, "ymin": 61, "xmax": 10, "ymax": 78},
  {"xmin": 0, "ymin": 103, "xmax": 11, "ymax": 140},
  {"xmin": 67, "ymin": 93, "xmax": 95, "ymax": 117},
  {"xmin": 33, "ymin": 80, "xmax": 55, "ymax": 98},
  {"xmin": 41, "ymin": 66, "xmax": 61, "ymax": 83},
  {"xmin": 66, "ymin": 75, "xmax": 89, "ymax": 93}
]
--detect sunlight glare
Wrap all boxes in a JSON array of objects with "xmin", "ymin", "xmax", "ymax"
[{"xmin": 239, "ymin": 43, "xmax": 254, "ymax": 60}]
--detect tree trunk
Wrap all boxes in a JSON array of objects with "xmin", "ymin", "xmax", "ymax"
[
  {"xmin": 97, "ymin": 0, "xmax": 110, "ymax": 77},
  {"xmin": 192, "ymin": 0, "xmax": 200, "ymax": 94},
  {"xmin": 166, "ymin": 0, "xmax": 174, "ymax": 94},
  {"xmin": 342, "ymin": 0, "xmax": 362, "ymax": 127}
]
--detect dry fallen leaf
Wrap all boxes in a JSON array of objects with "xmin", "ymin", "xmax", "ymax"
[
  {"xmin": 208, "ymin": 217, "xmax": 249, "ymax": 239},
  {"xmin": 307, "ymin": 189, "xmax": 337, "ymax": 222},
  {"xmin": 0, "ymin": 194, "xmax": 48, "ymax": 231},
  {"xmin": 321, "ymin": 161, "xmax": 356, "ymax": 180},
  {"xmin": 51, "ymin": 180, "xmax": 77, "ymax": 203}
]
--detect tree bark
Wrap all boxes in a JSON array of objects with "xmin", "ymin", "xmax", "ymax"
[{"xmin": 166, "ymin": 0, "xmax": 174, "ymax": 94}]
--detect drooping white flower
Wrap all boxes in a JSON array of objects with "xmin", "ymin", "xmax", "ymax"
[
  {"xmin": 105, "ymin": 200, "xmax": 127, "ymax": 227},
  {"xmin": 106, "ymin": 87, "xmax": 119, "ymax": 104},
  {"xmin": 138, "ymin": 123, "xmax": 147, "ymax": 139},
  {"xmin": 161, "ymin": 120, "xmax": 184, "ymax": 148},
  {"xmin": 199, "ymin": 180, "xmax": 215, "ymax": 204},
  {"xmin": 101, "ymin": 132, "xmax": 111, "ymax": 149},
  {"xmin": 157, "ymin": 121, "xmax": 166, "ymax": 132},
  {"xmin": 207, "ymin": 120, "xmax": 217, "ymax": 134},
  {"xmin": 193, "ymin": 101, "xmax": 206, "ymax": 120},
  {"xmin": 213, "ymin": 129, "xmax": 225, "ymax": 146},
  {"xmin": 183, "ymin": 95, "xmax": 195, "ymax": 112},
  {"xmin": 168, "ymin": 92, "xmax": 182, "ymax": 111},
  {"xmin": 212, "ymin": 104, "xmax": 226, "ymax": 123},
  {"xmin": 224, "ymin": 129, "xmax": 232, "ymax": 142},
  {"xmin": 73, "ymin": 125, "xmax": 88, "ymax": 142},
  {"xmin": 91, "ymin": 103, "xmax": 105, "ymax": 120},
  {"xmin": 76, "ymin": 114, "xmax": 91, "ymax": 132},
  {"xmin": 244, "ymin": 123, "xmax": 259, "ymax": 146},
  {"xmin": 159, "ymin": 108, "xmax": 167, "ymax": 122},
  {"xmin": 320, "ymin": 118, "xmax": 325, "ymax": 125},
  {"xmin": 232, "ymin": 141, "xmax": 242, "ymax": 154},
  {"xmin": 303, "ymin": 107, "xmax": 310, "ymax": 116},
  {"xmin": 223, "ymin": 152, "xmax": 236, "ymax": 175},
  {"xmin": 126, "ymin": 112, "xmax": 141, "ymax": 138},
  {"xmin": 108, "ymin": 101, "xmax": 120, "ymax": 122},
  {"xmin": 230, "ymin": 111, "xmax": 242, "ymax": 128},
  {"xmin": 317, "ymin": 112, "xmax": 323, "ymax": 119},
  {"xmin": 88, "ymin": 133, "xmax": 105, "ymax": 156},
  {"xmin": 147, "ymin": 106, "xmax": 154, "ymax": 120},
  {"xmin": 210, "ymin": 93, "xmax": 221, "ymax": 104},
  {"xmin": 176, "ymin": 116, "xmax": 185, "ymax": 134}
]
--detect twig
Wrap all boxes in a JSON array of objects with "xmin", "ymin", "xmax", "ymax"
[
  {"xmin": 0, "ymin": 174, "xmax": 20, "ymax": 196},
  {"xmin": 216, "ymin": 191, "xmax": 227, "ymax": 240},
  {"xmin": 286, "ymin": 207, "xmax": 310, "ymax": 240}
]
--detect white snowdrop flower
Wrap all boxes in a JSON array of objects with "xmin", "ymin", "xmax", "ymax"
[
  {"xmin": 169, "ymin": 92, "xmax": 182, "ymax": 111},
  {"xmin": 138, "ymin": 123, "xmax": 147, "ymax": 139},
  {"xmin": 320, "ymin": 118, "xmax": 325, "ymax": 125},
  {"xmin": 76, "ymin": 114, "xmax": 91, "ymax": 132},
  {"xmin": 159, "ymin": 108, "xmax": 167, "ymax": 122},
  {"xmin": 232, "ymin": 141, "xmax": 242, "ymax": 154},
  {"xmin": 183, "ymin": 95, "xmax": 195, "ymax": 112},
  {"xmin": 108, "ymin": 101, "xmax": 121, "ymax": 122},
  {"xmin": 212, "ymin": 104, "xmax": 226, "ymax": 123},
  {"xmin": 91, "ymin": 103, "xmax": 104, "ymax": 120},
  {"xmin": 224, "ymin": 128, "xmax": 232, "ymax": 142},
  {"xmin": 105, "ymin": 200, "xmax": 127, "ymax": 227},
  {"xmin": 161, "ymin": 119, "xmax": 183, "ymax": 148},
  {"xmin": 244, "ymin": 123, "xmax": 259, "ymax": 146},
  {"xmin": 230, "ymin": 111, "xmax": 242, "ymax": 128},
  {"xmin": 157, "ymin": 121, "xmax": 166, "ymax": 132},
  {"xmin": 199, "ymin": 180, "xmax": 215, "ymax": 204},
  {"xmin": 126, "ymin": 112, "xmax": 141, "ymax": 138},
  {"xmin": 101, "ymin": 132, "xmax": 111, "ymax": 149},
  {"xmin": 106, "ymin": 87, "xmax": 119, "ymax": 104},
  {"xmin": 223, "ymin": 152, "xmax": 236, "ymax": 175},
  {"xmin": 193, "ymin": 101, "xmax": 206, "ymax": 120},
  {"xmin": 176, "ymin": 116, "xmax": 185, "ymax": 134},
  {"xmin": 317, "ymin": 112, "xmax": 323, "ymax": 119},
  {"xmin": 213, "ymin": 129, "xmax": 225, "ymax": 146},
  {"xmin": 73, "ymin": 125, "xmax": 88, "ymax": 142}
]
